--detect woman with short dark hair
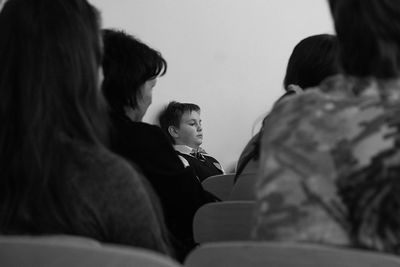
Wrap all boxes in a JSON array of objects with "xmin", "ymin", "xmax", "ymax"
[{"xmin": 101, "ymin": 29, "xmax": 217, "ymax": 261}]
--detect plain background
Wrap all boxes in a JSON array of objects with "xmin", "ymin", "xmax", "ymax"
[{"xmin": 90, "ymin": 0, "xmax": 334, "ymax": 172}]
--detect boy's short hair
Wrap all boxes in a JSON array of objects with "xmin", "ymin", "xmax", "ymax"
[{"xmin": 159, "ymin": 101, "xmax": 200, "ymax": 144}]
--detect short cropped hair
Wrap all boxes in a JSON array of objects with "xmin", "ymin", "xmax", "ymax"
[
  {"xmin": 329, "ymin": 0, "xmax": 400, "ymax": 79},
  {"xmin": 102, "ymin": 29, "xmax": 167, "ymax": 115},
  {"xmin": 283, "ymin": 34, "xmax": 339, "ymax": 90},
  {"xmin": 159, "ymin": 101, "xmax": 200, "ymax": 144}
]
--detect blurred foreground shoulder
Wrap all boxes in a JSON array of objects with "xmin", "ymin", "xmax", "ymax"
[{"xmin": 68, "ymin": 142, "xmax": 171, "ymax": 255}]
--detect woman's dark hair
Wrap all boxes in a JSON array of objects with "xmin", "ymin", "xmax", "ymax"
[
  {"xmin": 0, "ymin": 0, "xmax": 105, "ymax": 232},
  {"xmin": 102, "ymin": 29, "xmax": 167, "ymax": 115},
  {"xmin": 329, "ymin": 0, "xmax": 400, "ymax": 79},
  {"xmin": 283, "ymin": 34, "xmax": 339, "ymax": 90},
  {"xmin": 159, "ymin": 101, "xmax": 200, "ymax": 144},
  {"xmin": 236, "ymin": 34, "xmax": 339, "ymax": 178}
]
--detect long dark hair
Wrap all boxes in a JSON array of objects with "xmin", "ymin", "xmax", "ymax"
[
  {"xmin": 329, "ymin": 0, "xmax": 400, "ymax": 79},
  {"xmin": 0, "ymin": 0, "xmax": 106, "ymax": 232}
]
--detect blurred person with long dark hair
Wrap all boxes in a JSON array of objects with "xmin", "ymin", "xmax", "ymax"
[{"xmin": 0, "ymin": 0, "xmax": 172, "ymax": 256}]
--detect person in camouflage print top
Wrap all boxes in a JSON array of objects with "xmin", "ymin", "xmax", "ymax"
[
  {"xmin": 254, "ymin": 0, "xmax": 400, "ymax": 254},
  {"xmin": 254, "ymin": 75, "xmax": 400, "ymax": 251}
]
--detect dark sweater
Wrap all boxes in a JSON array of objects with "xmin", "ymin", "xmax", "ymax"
[
  {"xmin": 2, "ymin": 141, "xmax": 170, "ymax": 255},
  {"xmin": 109, "ymin": 114, "xmax": 217, "ymax": 259},
  {"xmin": 176, "ymin": 152, "xmax": 223, "ymax": 182}
]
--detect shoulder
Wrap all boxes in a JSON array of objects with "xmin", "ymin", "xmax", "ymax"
[
  {"xmin": 116, "ymin": 119, "xmax": 155, "ymax": 134},
  {"xmin": 110, "ymin": 114, "xmax": 163, "ymax": 136},
  {"xmin": 262, "ymin": 86, "xmax": 364, "ymax": 148},
  {"xmin": 177, "ymin": 154, "xmax": 190, "ymax": 168},
  {"xmin": 119, "ymin": 124, "xmax": 186, "ymax": 169},
  {"xmin": 68, "ymin": 143, "xmax": 157, "ymax": 219},
  {"xmin": 112, "ymin": 119, "xmax": 172, "ymax": 150},
  {"xmin": 258, "ymin": 77, "xmax": 391, "ymax": 184},
  {"xmin": 69, "ymin": 142, "xmax": 144, "ymax": 189},
  {"xmin": 259, "ymin": 85, "xmax": 374, "ymax": 183},
  {"xmin": 204, "ymin": 154, "xmax": 220, "ymax": 164},
  {"xmin": 132, "ymin": 122, "xmax": 170, "ymax": 140}
]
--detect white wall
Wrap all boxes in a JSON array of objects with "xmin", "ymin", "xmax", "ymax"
[{"xmin": 90, "ymin": 0, "xmax": 334, "ymax": 172}]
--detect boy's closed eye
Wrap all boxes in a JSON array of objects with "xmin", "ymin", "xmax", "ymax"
[{"xmin": 187, "ymin": 120, "xmax": 198, "ymax": 126}]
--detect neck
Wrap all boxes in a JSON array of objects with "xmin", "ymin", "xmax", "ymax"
[
  {"xmin": 176, "ymin": 143, "xmax": 199, "ymax": 150},
  {"xmin": 125, "ymin": 107, "xmax": 143, "ymax": 122}
]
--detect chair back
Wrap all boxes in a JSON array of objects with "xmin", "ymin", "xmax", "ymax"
[
  {"xmin": 201, "ymin": 174, "xmax": 235, "ymax": 200},
  {"xmin": 229, "ymin": 173, "xmax": 256, "ymax": 200},
  {"xmin": 185, "ymin": 241, "xmax": 400, "ymax": 267},
  {"xmin": 193, "ymin": 201, "xmax": 255, "ymax": 243},
  {"xmin": 0, "ymin": 235, "xmax": 181, "ymax": 267}
]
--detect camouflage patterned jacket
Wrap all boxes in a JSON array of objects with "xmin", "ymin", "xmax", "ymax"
[{"xmin": 253, "ymin": 75, "xmax": 400, "ymax": 252}]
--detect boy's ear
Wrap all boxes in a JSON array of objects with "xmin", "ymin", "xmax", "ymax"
[{"xmin": 168, "ymin": 126, "xmax": 179, "ymax": 138}]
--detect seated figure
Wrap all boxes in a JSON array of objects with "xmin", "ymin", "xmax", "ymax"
[
  {"xmin": 235, "ymin": 34, "xmax": 339, "ymax": 181},
  {"xmin": 254, "ymin": 0, "xmax": 400, "ymax": 254},
  {"xmin": 159, "ymin": 101, "xmax": 224, "ymax": 182},
  {"xmin": 0, "ymin": 0, "xmax": 171, "ymax": 256}
]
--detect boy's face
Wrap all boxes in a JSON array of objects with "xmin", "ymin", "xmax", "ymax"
[{"xmin": 175, "ymin": 110, "xmax": 203, "ymax": 149}]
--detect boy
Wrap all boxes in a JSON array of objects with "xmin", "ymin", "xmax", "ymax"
[{"xmin": 159, "ymin": 101, "xmax": 224, "ymax": 182}]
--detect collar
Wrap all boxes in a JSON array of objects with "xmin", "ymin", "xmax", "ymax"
[{"xmin": 174, "ymin": 145, "xmax": 207, "ymax": 156}]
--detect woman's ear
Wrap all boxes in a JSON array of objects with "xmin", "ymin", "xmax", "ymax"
[
  {"xmin": 287, "ymin": 84, "xmax": 303, "ymax": 94},
  {"xmin": 168, "ymin": 126, "xmax": 179, "ymax": 138}
]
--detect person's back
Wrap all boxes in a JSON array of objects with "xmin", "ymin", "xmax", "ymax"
[
  {"xmin": 254, "ymin": 0, "xmax": 400, "ymax": 254},
  {"xmin": 0, "ymin": 0, "xmax": 170, "ymax": 256},
  {"xmin": 42, "ymin": 139, "xmax": 169, "ymax": 253}
]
